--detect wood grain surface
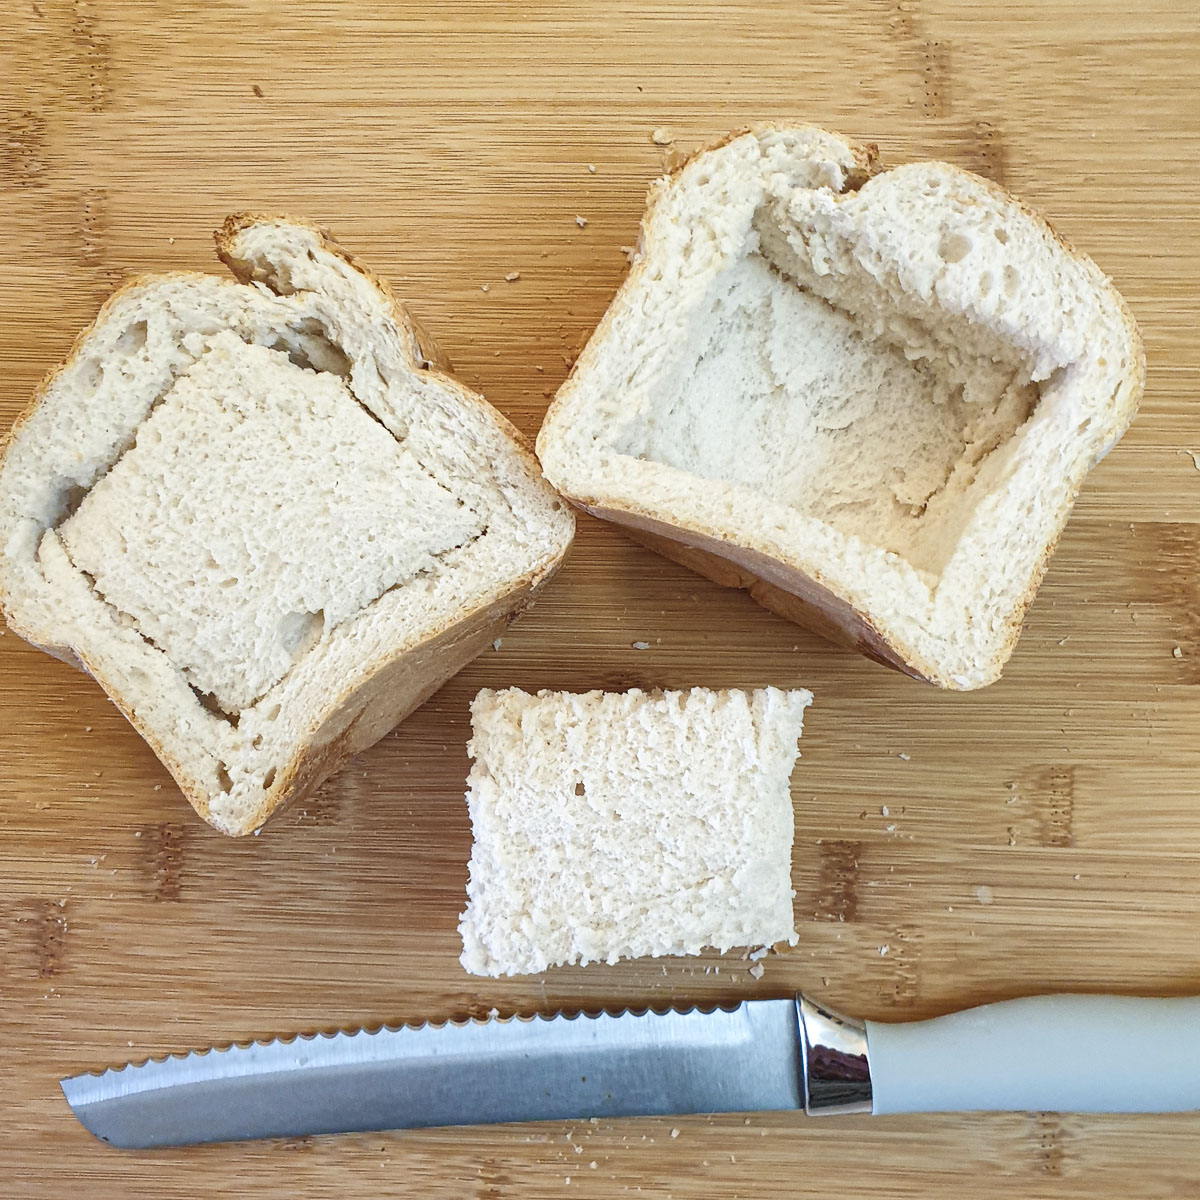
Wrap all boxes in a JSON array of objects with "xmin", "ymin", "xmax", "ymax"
[{"xmin": 2, "ymin": 2, "xmax": 1198, "ymax": 1195}]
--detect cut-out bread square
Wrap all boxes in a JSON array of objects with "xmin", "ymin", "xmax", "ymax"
[
  {"xmin": 0, "ymin": 215, "xmax": 574, "ymax": 834},
  {"xmin": 459, "ymin": 686, "xmax": 811, "ymax": 976},
  {"xmin": 537, "ymin": 127, "xmax": 1143, "ymax": 688}
]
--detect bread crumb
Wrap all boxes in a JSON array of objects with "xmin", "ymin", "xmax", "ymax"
[
  {"xmin": 1173, "ymin": 646, "xmax": 1184, "ymax": 659},
  {"xmin": 492, "ymin": 638, "xmax": 503, "ymax": 651},
  {"xmin": 879, "ymin": 944, "xmax": 889, "ymax": 956},
  {"xmin": 880, "ymin": 804, "xmax": 889, "ymax": 817},
  {"xmin": 619, "ymin": 245, "xmax": 638, "ymax": 264},
  {"xmin": 749, "ymin": 946, "xmax": 768, "ymax": 961},
  {"xmin": 885, "ymin": 823, "xmax": 897, "ymax": 833},
  {"xmin": 575, "ymin": 215, "xmax": 588, "ymax": 228},
  {"xmin": 749, "ymin": 962, "xmax": 764, "ymax": 980},
  {"xmin": 1180, "ymin": 449, "xmax": 1200, "ymax": 471},
  {"xmin": 588, "ymin": 163, "xmax": 596, "ymax": 173},
  {"xmin": 480, "ymin": 283, "xmax": 489, "ymax": 292},
  {"xmin": 897, "ymin": 752, "xmax": 910, "ymax": 761},
  {"xmin": 632, "ymin": 640, "xmax": 650, "ymax": 650},
  {"xmin": 167, "ymin": 237, "xmax": 175, "ymax": 245},
  {"xmin": 504, "ymin": 271, "xmax": 521, "ymax": 282},
  {"xmin": 134, "ymin": 831, "xmax": 141, "ymax": 837},
  {"xmin": 670, "ymin": 1128, "xmax": 679, "ymax": 1138},
  {"xmin": 153, "ymin": 784, "xmax": 161, "ymax": 791},
  {"xmin": 975, "ymin": 884, "xmax": 994, "ymax": 905},
  {"xmin": 651, "ymin": 127, "xmax": 674, "ymax": 145},
  {"xmin": 589, "ymin": 1161, "xmax": 597, "ymax": 1169}
]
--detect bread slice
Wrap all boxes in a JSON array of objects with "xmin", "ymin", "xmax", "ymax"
[
  {"xmin": 537, "ymin": 126, "xmax": 1144, "ymax": 689},
  {"xmin": 458, "ymin": 686, "xmax": 811, "ymax": 976},
  {"xmin": 0, "ymin": 214, "xmax": 574, "ymax": 835}
]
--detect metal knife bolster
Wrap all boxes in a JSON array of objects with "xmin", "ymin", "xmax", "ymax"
[{"xmin": 795, "ymin": 994, "xmax": 873, "ymax": 1116}]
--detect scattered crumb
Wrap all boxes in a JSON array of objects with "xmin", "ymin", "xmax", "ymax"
[
  {"xmin": 632, "ymin": 640, "xmax": 651, "ymax": 650},
  {"xmin": 897, "ymin": 752, "xmax": 910, "ymax": 761},
  {"xmin": 1057, "ymin": 637, "xmax": 1069, "ymax": 646},
  {"xmin": 84, "ymin": 726, "xmax": 92, "ymax": 733},
  {"xmin": 1073, "ymin": 873, "xmax": 1082, "ymax": 880},
  {"xmin": 588, "ymin": 163, "xmax": 596, "ymax": 173},
  {"xmin": 1173, "ymin": 646, "xmax": 1184, "ymax": 659},
  {"xmin": 651, "ymin": 127, "xmax": 674, "ymax": 145},
  {"xmin": 504, "ymin": 271, "xmax": 521, "ymax": 282},
  {"xmin": 1180, "ymin": 449, "xmax": 1200, "ymax": 471},
  {"xmin": 885, "ymin": 824, "xmax": 897, "ymax": 833},
  {"xmin": 480, "ymin": 283, "xmax": 489, "ymax": 292},
  {"xmin": 749, "ymin": 962, "xmax": 765, "ymax": 980},
  {"xmin": 575, "ymin": 215, "xmax": 588, "ymax": 228},
  {"xmin": 564, "ymin": 1178, "xmax": 570, "ymax": 1186},
  {"xmin": 589, "ymin": 1162, "xmax": 597, "ymax": 1169},
  {"xmin": 153, "ymin": 784, "xmax": 162, "ymax": 792},
  {"xmin": 619, "ymin": 245, "xmax": 638, "ymax": 264},
  {"xmin": 879, "ymin": 944, "xmax": 889, "ymax": 956},
  {"xmin": 975, "ymin": 884, "xmax": 994, "ymax": 905},
  {"xmin": 748, "ymin": 946, "xmax": 768, "ymax": 962},
  {"xmin": 252, "ymin": 83, "xmax": 264, "ymax": 98},
  {"xmin": 492, "ymin": 638, "xmax": 503, "ymax": 652},
  {"xmin": 670, "ymin": 1128, "xmax": 679, "ymax": 1139},
  {"xmin": 134, "ymin": 831, "xmax": 141, "ymax": 838},
  {"xmin": 880, "ymin": 804, "xmax": 889, "ymax": 817}
]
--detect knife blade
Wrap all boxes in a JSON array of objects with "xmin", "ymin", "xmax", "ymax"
[{"xmin": 62, "ymin": 992, "xmax": 1200, "ymax": 1148}]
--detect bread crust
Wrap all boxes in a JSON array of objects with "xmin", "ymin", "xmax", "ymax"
[
  {"xmin": 538, "ymin": 126, "xmax": 1144, "ymax": 689},
  {"xmin": 1, "ymin": 216, "xmax": 573, "ymax": 834}
]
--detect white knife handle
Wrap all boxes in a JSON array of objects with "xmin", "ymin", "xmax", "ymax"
[{"xmin": 865, "ymin": 994, "xmax": 1200, "ymax": 1114}]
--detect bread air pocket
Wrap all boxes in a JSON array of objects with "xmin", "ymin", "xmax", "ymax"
[
  {"xmin": 0, "ymin": 215, "xmax": 573, "ymax": 834},
  {"xmin": 537, "ymin": 126, "xmax": 1143, "ymax": 689}
]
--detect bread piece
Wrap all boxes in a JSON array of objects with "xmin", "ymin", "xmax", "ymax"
[
  {"xmin": 537, "ymin": 126, "xmax": 1144, "ymax": 689},
  {"xmin": 458, "ymin": 686, "xmax": 811, "ymax": 976},
  {"xmin": 0, "ymin": 214, "xmax": 574, "ymax": 835}
]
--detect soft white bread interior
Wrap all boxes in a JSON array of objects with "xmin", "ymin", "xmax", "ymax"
[
  {"xmin": 0, "ymin": 214, "xmax": 574, "ymax": 835},
  {"xmin": 458, "ymin": 686, "xmax": 811, "ymax": 977},
  {"xmin": 537, "ymin": 127, "xmax": 1144, "ymax": 688}
]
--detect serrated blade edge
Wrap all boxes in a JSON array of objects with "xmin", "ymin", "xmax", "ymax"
[{"xmin": 62, "ymin": 999, "xmax": 803, "ymax": 1146}]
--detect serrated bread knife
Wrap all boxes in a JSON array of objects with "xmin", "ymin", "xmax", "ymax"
[{"xmin": 62, "ymin": 993, "xmax": 1200, "ymax": 1147}]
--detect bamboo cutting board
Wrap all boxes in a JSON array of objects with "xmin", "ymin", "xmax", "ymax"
[{"xmin": 2, "ymin": 2, "xmax": 1198, "ymax": 1196}]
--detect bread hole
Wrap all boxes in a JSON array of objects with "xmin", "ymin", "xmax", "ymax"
[
  {"xmin": 79, "ymin": 358, "xmax": 104, "ymax": 390},
  {"xmin": 262, "ymin": 767, "xmax": 277, "ymax": 790},
  {"xmin": 219, "ymin": 576, "xmax": 238, "ymax": 589},
  {"xmin": 994, "ymin": 227, "xmax": 1009, "ymax": 245},
  {"xmin": 251, "ymin": 733, "xmax": 264, "ymax": 749},
  {"xmin": 216, "ymin": 763, "xmax": 234, "ymax": 793},
  {"xmin": 1003, "ymin": 264, "xmax": 1020, "ymax": 296},
  {"xmin": 978, "ymin": 271, "xmax": 993, "ymax": 294},
  {"xmin": 264, "ymin": 702, "xmax": 281, "ymax": 721},
  {"xmin": 573, "ymin": 781, "xmax": 586, "ymax": 796},
  {"xmin": 53, "ymin": 478, "xmax": 90, "ymax": 523},
  {"xmin": 937, "ymin": 233, "xmax": 972, "ymax": 263},
  {"xmin": 278, "ymin": 608, "xmax": 325, "ymax": 661},
  {"xmin": 115, "ymin": 320, "xmax": 148, "ymax": 355}
]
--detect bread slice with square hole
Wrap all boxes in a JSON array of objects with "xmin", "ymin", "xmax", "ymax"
[
  {"xmin": 0, "ymin": 214, "xmax": 574, "ymax": 834},
  {"xmin": 536, "ymin": 126, "xmax": 1143, "ymax": 689}
]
